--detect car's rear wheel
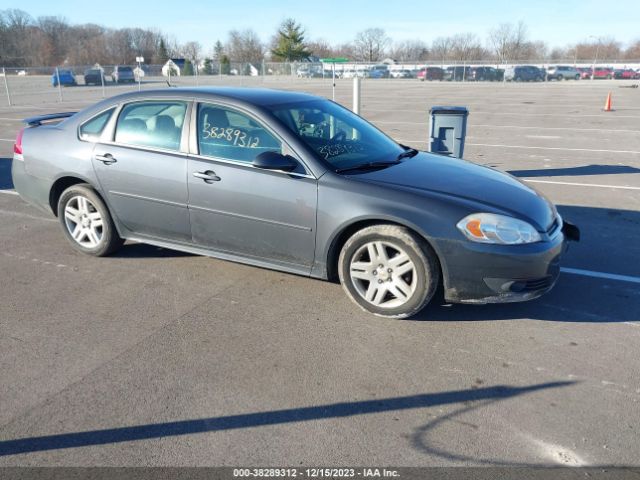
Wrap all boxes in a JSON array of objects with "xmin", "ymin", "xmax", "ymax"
[
  {"xmin": 338, "ymin": 225, "xmax": 439, "ymax": 318},
  {"xmin": 557, "ymin": 74, "xmax": 564, "ymax": 81},
  {"xmin": 57, "ymin": 184, "xmax": 123, "ymax": 256}
]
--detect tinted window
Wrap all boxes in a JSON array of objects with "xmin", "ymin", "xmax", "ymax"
[
  {"xmin": 79, "ymin": 108, "xmax": 115, "ymax": 141},
  {"xmin": 197, "ymin": 104, "xmax": 282, "ymax": 162},
  {"xmin": 115, "ymin": 101, "xmax": 186, "ymax": 151},
  {"xmin": 270, "ymin": 99, "xmax": 404, "ymax": 170}
]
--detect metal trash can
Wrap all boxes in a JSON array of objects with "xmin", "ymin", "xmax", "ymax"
[{"xmin": 428, "ymin": 106, "xmax": 469, "ymax": 158}]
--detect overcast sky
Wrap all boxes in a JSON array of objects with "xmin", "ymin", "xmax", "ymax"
[{"xmin": 12, "ymin": 0, "xmax": 640, "ymax": 50}]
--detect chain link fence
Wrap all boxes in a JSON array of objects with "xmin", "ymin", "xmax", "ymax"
[{"xmin": 1, "ymin": 59, "xmax": 638, "ymax": 107}]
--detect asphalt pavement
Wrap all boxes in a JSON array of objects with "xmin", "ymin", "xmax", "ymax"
[{"xmin": 0, "ymin": 76, "xmax": 638, "ymax": 466}]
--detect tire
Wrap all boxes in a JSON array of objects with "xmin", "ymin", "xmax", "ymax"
[
  {"xmin": 338, "ymin": 225, "xmax": 439, "ymax": 318},
  {"xmin": 557, "ymin": 75, "xmax": 564, "ymax": 81},
  {"xmin": 57, "ymin": 184, "xmax": 124, "ymax": 257}
]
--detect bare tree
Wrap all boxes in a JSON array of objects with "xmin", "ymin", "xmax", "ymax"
[
  {"xmin": 451, "ymin": 33, "xmax": 485, "ymax": 62},
  {"xmin": 227, "ymin": 29, "xmax": 264, "ymax": 63},
  {"xmin": 488, "ymin": 21, "xmax": 528, "ymax": 63},
  {"xmin": 624, "ymin": 40, "xmax": 640, "ymax": 60},
  {"xmin": 353, "ymin": 28, "xmax": 390, "ymax": 62},
  {"xmin": 307, "ymin": 38, "xmax": 333, "ymax": 58},
  {"xmin": 390, "ymin": 40, "xmax": 429, "ymax": 61},
  {"xmin": 431, "ymin": 36, "xmax": 454, "ymax": 64},
  {"xmin": 182, "ymin": 41, "xmax": 202, "ymax": 63}
]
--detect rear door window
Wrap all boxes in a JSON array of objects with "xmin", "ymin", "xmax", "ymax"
[
  {"xmin": 114, "ymin": 101, "xmax": 187, "ymax": 151},
  {"xmin": 79, "ymin": 108, "xmax": 115, "ymax": 141}
]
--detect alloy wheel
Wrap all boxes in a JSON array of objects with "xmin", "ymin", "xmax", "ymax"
[
  {"xmin": 349, "ymin": 240, "xmax": 417, "ymax": 309},
  {"xmin": 64, "ymin": 195, "xmax": 104, "ymax": 248}
]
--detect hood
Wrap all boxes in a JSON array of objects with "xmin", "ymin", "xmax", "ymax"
[{"xmin": 352, "ymin": 152, "xmax": 557, "ymax": 231}]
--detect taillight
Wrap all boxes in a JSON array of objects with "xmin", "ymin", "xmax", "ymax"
[{"xmin": 14, "ymin": 128, "xmax": 24, "ymax": 155}]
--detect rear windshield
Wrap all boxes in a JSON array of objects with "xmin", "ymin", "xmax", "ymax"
[{"xmin": 119, "ymin": 67, "xmax": 133, "ymax": 72}]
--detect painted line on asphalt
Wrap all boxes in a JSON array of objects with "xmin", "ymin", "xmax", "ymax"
[
  {"xmin": 0, "ymin": 208, "xmax": 56, "ymax": 222},
  {"xmin": 467, "ymin": 143, "xmax": 640, "ymax": 154},
  {"xmin": 0, "ymin": 190, "xmax": 18, "ymax": 195},
  {"xmin": 524, "ymin": 179, "xmax": 640, "ymax": 190},
  {"xmin": 375, "ymin": 121, "xmax": 640, "ymax": 133},
  {"xmin": 561, "ymin": 267, "xmax": 640, "ymax": 284},
  {"xmin": 366, "ymin": 108, "xmax": 640, "ymax": 119},
  {"xmin": 0, "ymin": 138, "xmax": 14, "ymax": 142}
]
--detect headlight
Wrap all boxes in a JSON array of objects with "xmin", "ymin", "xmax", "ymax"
[{"xmin": 456, "ymin": 213, "xmax": 542, "ymax": 245}]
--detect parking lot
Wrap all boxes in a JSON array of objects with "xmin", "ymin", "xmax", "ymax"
[{"xmin": 0, "ymin": 76, "xmax": 639, "ymax": 466}]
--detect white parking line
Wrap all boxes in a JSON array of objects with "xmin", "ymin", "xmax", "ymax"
[
  {"xmin": 524, "ymin": 179, "xmax": 640, "ymax": 190},
  {"xmin": 0, "ymin": 190, "xmax": 18, "ymax": 195},
  {"xmin": 1, "ymin": 138, "xmax": 14, "ymax": 142},
  {"xmin": 561, "ymin": 267, "xmax": 640, "ymax": 284},
  {"xmin": 375, "ymin": 121, "xmax": 640, "ymax": 133},
  {"xmin": 467, "ymin": 142, "xmax": 640, "ymax": 155},
  {"xmin": 366, "ymin": 108, "xmax": 640, "ymax": 119}
]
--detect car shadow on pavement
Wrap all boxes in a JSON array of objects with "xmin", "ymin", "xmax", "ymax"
[
  {"xmin": 0, "ymin": 381, "xmax": 573, "ymax": 457},
  {"xmin": 112, "ymin": 243, "xmax": 194, "ymax": 258},
  {"xmin": 508, "ymin": 164, "xmax": 640, "ymax": 178}
]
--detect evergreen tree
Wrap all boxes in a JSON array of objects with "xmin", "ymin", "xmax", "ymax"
[
  {"xmin": 220, "ymin": 55, "xmax": 231, "ymax": 74},
  {"xmin": 203, "ymin": 58, "xmax": 213, "ymax": 74},
  {"xmin": 271, "ymin": 18, "xmax": 310, "ymax": 62},
  {"xmin": 158, "ymin": 38, "xmax": 169, "ymax": 63},
  {"xmin": 213, "ymin": 40, "xmax": 224, "ymax": 61},
  {"xmin": 183, "ymin": 59, "xmax": 193, "ymax": 75}
]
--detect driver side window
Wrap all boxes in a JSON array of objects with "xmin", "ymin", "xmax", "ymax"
[
  {"xmin": 197, "ymin": 104, "xmax": 282, "ymax": 163},
  {"xmin": 286, "ymin": 108, "xmax": 358, "ymax": 142}
]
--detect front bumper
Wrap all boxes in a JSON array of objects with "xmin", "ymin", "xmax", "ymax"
[{"xmin": 439, "ymin": 226, "xmax": 575, "ymax": 304}]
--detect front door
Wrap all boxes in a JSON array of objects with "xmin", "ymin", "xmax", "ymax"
[
  {"xmin": 92, "ymin": 100, "xmax": 191, "ymax": 242},
  {"xmin": 187, "ymin": 103, "xmax": 317, "ymax": 270}
]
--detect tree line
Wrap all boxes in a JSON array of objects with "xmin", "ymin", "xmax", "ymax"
[{"xmin": 1, "ymin": 9, "xmax": 639, "ymax": 68}]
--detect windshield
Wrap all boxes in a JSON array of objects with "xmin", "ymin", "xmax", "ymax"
[{"xmin": 269, "ymin": 99, "xmax": 405, "ymax": 171}]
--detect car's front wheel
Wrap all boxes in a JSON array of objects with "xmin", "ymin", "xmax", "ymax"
[
  {"xmin": 338, "ymin": 225, "xmax": 439, "ymax": 318},
  {"xmin": 57, "ymin": 184, "xmax": 124, "ymax": 256}
]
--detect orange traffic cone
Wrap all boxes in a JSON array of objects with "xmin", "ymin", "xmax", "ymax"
[{"xmin": 603, "ymin": 92, "xmax": 613, "ymax": 111}]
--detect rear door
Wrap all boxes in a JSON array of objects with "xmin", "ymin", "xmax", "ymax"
[
  {"xmin": 187, "ymin": 102, "xmax": 317, "ymax": 271},
  {"xmin": 91, "ymin": 99, "xmax": 192, "ymax": 242}
]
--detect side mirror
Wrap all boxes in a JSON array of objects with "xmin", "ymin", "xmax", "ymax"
[{"xmin": 253, "ymin": 151, "xmax": 298, "ymax": 172}]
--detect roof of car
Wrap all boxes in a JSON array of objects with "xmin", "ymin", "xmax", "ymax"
[{"xmin": 111, "ymin": 87, "xmax": 321, "ymax": 107}]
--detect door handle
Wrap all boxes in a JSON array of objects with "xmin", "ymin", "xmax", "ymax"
[
  {"xmin": 95, "ymin": 153, "xmax": 117, "ymax": 164},
  {"xmin": 193, "ymin": 170, "xmax": 221, "ymax": 183}
]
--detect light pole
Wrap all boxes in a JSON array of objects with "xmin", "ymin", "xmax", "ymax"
[{"xmin": 589, "ymin": 36, "xmax": 601, "ymax": 81}]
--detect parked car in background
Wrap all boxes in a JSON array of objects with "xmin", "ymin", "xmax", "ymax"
[
  {"xmin": 341, "ymin": 69, "xmax": 368, "ymax": 79},
  {"xmin": 613, "ymin": 69, "xmax": 640, "ymax": 79},
  {"xmin": 112, "ymin": 66, "xmax": 135, "ymax": 84},
  {"xmin": 546, "ymin": 66, "xmax": 580, "ymax": 81},
  {"xmin": 389, "ymin": 69, "xmax": 412, "ymax": 79},
  {"xmin": 577, "ymin": 67, "xmax": 593, "ymax": 79},
  {"xmin": 444, "ymin": 66, "xmax": 472, "ymax": 81},
  {"xmin": 417, "ymin": 67, "xmax": 444, "ymax": 81},
  {"xmin": 84, "ymin": 68, "xmax": 106, "ymax": 86},
  {"xmin": 51, "ymin": 69, "xmax": 77, "ymax": 87},
  {"xmin": 296, "ymin": 65, "xmax": 324, "ymax": 78},
  {"xmin": 591, "ymin": 67, "xmax": 614, "ymax": 79},
  {"xmin": 369, "ymin": 65, "xmax": 390, "ymax": 79},
  {"xmin": 504, "ymin": 65, "xmax": 545, "ymax": 82},
  {"xmin": 11, "ymin": 87, "xmax": 579, "ymax": 318},
  {"xmin": 469, "ymin": 66, "xmax": 499, "ymax": 81}
]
